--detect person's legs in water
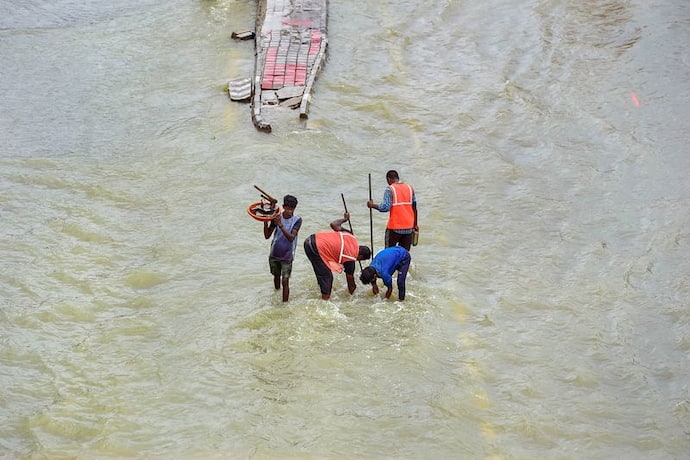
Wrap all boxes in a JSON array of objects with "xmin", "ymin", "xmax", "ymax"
[
  {"xmin": 304, "ymin": 236, "xmax": 334, "ymax": 300},
  {"xmin": 280, "ymin": 260, "xmax": 293, "ymax": 302},
  {"xmin": 269, "ymin": 258, "xmax": 281, "ymax": 290},
  {"xmin": 396, "ymin": 252, "xmax": 412, "ymax": 300}
]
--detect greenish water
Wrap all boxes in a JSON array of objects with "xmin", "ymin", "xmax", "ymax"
[{"xmin": 1, "ymin": 0, "xmax": 689, "ymax": 458}]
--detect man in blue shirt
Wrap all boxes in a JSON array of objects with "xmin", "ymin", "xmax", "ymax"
[{"xmin": 359, "ymin": 246, "xmax": 411, "ymax": 301}]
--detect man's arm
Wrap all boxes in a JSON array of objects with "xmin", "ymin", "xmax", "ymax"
[
  {"xmin": 367, "ymin": 188, "xmax": 392, "ymax": 212},
  {"xmin": 289, "ymin": 218, "xmax": 302, "ymax": 240},
  {"xmin": 330, "ymin": 212, "xmax": 351, "ymax": 232},
  {"xmin": 277, "ymin": 217, "xmax": 301, "ymax": 242},
  {"xmin": 344, "ymin": 261, "xmax": 357, "ymax": 294},
  {"xmin": 346, "ymin": 273, "xmax": 357, "ymax": 294},
  {"xmin": 263, "ymin": 219, "xmax": 276, "ymax": 239}
]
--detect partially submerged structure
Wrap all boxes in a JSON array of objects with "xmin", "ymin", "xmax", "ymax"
[{"xmin": 228, "ymin": 0, "xmax": 328, "ymax": 132}]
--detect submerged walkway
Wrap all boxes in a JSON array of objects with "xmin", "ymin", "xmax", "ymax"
[{"xmin": 249, "ymin": 0, "xmax": 328, "ymax": 132}]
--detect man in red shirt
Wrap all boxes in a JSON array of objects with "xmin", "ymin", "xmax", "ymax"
[{"xmin": 303, "ymin": 213, "xmax": 371, "ymax": 300}]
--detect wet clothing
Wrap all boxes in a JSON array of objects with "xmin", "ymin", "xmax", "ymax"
[
  {"xmin": 369, "ymin": 246, "xmax": 411, "ymax": 300},
  {"xmin": 304, "ymin": 232, "xmax": 358, "ymax": 296},
  {"xmin": 313, "ymin": 231, "xmax": 359, "ymax": 272},
  {"xmin": 376, "ymin": 182, "xmax": 416, "ymax": 251},
  {"xmin": 387, "ymin": 182, "xmax": 415, "ymax": 230},
  {"xmin": 269, "ymin": 258, "xmax": 293, "ymax": 278},
  {"xmin": 269, "ymin": 214, "xmax": 301, "ymax": 261},
  {"xmin": 268, "ymin": 213, "xmax": 301, "ymax": 281},
  {"xmin": 384, "ymin": 228, "xmax": 413, "ymax": 251}
]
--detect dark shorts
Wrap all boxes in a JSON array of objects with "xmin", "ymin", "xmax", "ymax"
[
  {"xmin": 304, "ymin": 234, "xmax": 333, "ymax": 295},
  {"xmin": 385, "ymin": 228, "xmax": 413, "ymax": 252},
  {"xmin": 269, "ymin": 257, "xmax": 292, "ymax": 278}
]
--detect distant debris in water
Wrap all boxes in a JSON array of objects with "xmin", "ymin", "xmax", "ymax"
[
  {"xmin": 630, "ymin": 91, "xmax": 641, "ymax": 108},
  {"xmin": 227, "ymin": 0, "xmax": 328, "ymax": 133},
  {"xmin": 228, "ymin": 78, "xmax": 251, "ymax": 102},
  {"xmin": 231, "ymin": 30, "xmax": 255, "ymax": 40},
  {"xmin": 281, "ymin": 96, "xmax": 302, "ymax": 109}
]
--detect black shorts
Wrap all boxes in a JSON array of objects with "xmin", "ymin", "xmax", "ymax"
[
  {"xmin": 385, "ymin": 228, "xmax": 413, "ymax": 251},
  {"xmin": 304, "ymin": 234, "xmax": 333, "ymax": 295}
]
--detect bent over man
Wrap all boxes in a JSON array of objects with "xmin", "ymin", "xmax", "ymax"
[
  {"xmin": 359, "ymin": 246, "xmax": 411, "ymax": 301},
  {"xmin": 303, "ymin": 212, "xmax": 371, "ymax": 300}
]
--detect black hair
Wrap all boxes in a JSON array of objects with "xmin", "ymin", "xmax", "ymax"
[
  {"xmin": 358, "ymin": 245, "xmax": 371, "ymax": 260},
  {"xmin": 283, "ymin": 194, "xmax": 298, "ymax": 208},
  {"xmin": 360, "ymin": 266, "xmax": 377, "ymax": 285},
  {"xmin": 386, "ymin": 170, "xmax": 399, "ymax": 181}
]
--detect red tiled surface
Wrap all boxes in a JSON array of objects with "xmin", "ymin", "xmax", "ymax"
[{"xmin": 258, "ymin": 0, "xmax": 326, "ymax": 91}]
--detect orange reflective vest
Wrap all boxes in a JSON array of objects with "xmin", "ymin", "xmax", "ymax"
[
  {"xmin": 388, "ymin": 182, "xmax": 415, "ymax": 230},
  {"xmin": 315, "ymin": 231, "xmax": 359, "ymax": 272}
]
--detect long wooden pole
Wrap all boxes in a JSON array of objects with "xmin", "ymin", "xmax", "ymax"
[
  {"xmin": 368, "ymin": 173, "xmax": 374, "ymax": 256},
  {"xmin": 341, "ymin": 193, "xmax": 363, "ymax": 270}
]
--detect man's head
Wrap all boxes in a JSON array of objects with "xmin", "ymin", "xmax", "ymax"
[
  {"xmin": 357, "ymin": 245, "xmax": 371, "ymax": 261},
  {"xmin": 282, "ymin": 194, "xmax": 298, "ymax": 217},
  {"xmin": 360, "ymin": 266, "xmax": 377, "ymax": 285},
  {"xmin": 386, "ymin": 170, "xmax": 399, "ymax": 184}
]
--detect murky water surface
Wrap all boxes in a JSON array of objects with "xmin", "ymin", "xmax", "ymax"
[{"xmin": 1, "ymin": 0, "xmax": 689, "ymax": 458}]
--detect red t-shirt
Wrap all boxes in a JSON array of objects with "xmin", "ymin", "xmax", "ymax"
[{"xmin": 314, "ymin": 231, "xmax": 359, "ymax": 272}]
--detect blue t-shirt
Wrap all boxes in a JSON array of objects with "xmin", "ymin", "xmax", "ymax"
[{"xmin": 370, "ymin": 246, "xmax": 409, "ymax": 287}]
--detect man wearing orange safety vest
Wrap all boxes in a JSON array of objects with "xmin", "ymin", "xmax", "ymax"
[
  {"xmin": 303, "ymin": 212, "xmax": 372, "ymax": 300},
  {"xmin": 367, "ymin": 170, "xmax": 418, "ymax": 251}
]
